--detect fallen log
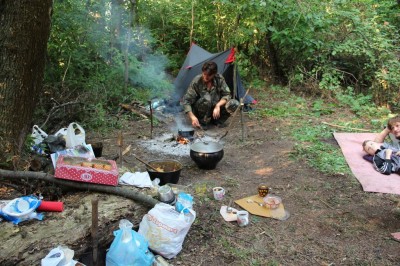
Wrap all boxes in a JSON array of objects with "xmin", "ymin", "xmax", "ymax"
[
  {"xmin": 119, "ymin": 103, "xmax": 169, "ymax": 124},
  {"xmin": 0, "ymin": 169, "xmax": 159, "ymax": 207},
  {"xmin": 120, "ymin": 103, "xmax": 148, "ymax": 119},
  {"xmin": 0, "ymin": 191, "xmax": 148, "ymax": 265},
  {"xmin": 0, "ymin": 169, "xmax": 159, "ymax": 265}
]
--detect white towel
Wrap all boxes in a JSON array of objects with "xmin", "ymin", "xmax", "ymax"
[{"xmin": 119, "ymin": 172, "xmax": 153, "ymax": 188}]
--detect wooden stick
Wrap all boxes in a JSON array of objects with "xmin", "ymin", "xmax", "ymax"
[
  {"xmin": 133, "ymin": 154, "xmax": 160, "ymax": 172},
  {"xmin": 117, "ymin": 131, "xmax": 123, "ymax": 166},
  {"xmin": 148, "ymin": 100, "xmax": 153, "ymax": 139},
  {"xmin": 219, "ymin": 89, "xmax": 250, "ymax": 141},
  {"xmin": 91, "ymin": 197, "xmax": 99, "ymax": 266},
  {"xmin": 322, "ymin": 121, "xmax": 371, "ymax": 132}
]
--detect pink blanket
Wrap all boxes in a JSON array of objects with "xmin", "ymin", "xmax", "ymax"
[
  {"xmin": 392, "ymin": 232, "xmax": 400, "ymax": 241},
  {"xmin": 334, "ymin": 132, "xmax": 400, "ymax": 195}
]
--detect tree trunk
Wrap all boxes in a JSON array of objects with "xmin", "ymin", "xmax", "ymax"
[
  {"xmin": 264, "ymin": 12, "xmax": 286, "ymax": 84},
  {"xmin": 265, "ymin": 30, "xmax": 286, "ymax": 84},
  {"xmin": 0, "ymin": 0, "xmax": 53, "ymax": 168}
]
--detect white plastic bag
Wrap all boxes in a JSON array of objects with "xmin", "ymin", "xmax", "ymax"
[
  {"xmin": 65, "ymin": 122, "xmax": 86, "ymax": 148},
  {"xmin": 138, "ymin": 203, "xmax": 196, "ymax": 259},
  {"xmin": 31, "ymin": 125, "xmax": 48, "ymax": 145},
  {"xmin": 41, "ymin": 246, "xmax": 75, "ymax": 266},
  {"xmin": 54, "ymin": 128, "xmax": 68, "ymax": 137}
]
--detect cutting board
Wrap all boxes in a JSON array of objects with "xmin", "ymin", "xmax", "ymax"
[
  {"xmin": 219, "ymin": 206, "xmax": 239, "ymax": 222},
  {"xmin": 234, "ymin": 194, "xmax": 287, "ymax": 220}
]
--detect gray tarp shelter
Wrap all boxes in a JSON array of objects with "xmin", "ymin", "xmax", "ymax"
[{"xmin": 173, "ymin": 44, "xmax": 255, "ymax": 105}]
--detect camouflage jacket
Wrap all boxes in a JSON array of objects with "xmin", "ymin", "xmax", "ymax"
[{"xmin": 182, "ymin": 73, "xmax": 231, "ymax": 113}]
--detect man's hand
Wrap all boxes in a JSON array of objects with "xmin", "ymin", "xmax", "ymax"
[
  {"xmin": 213, "ymin": 99, "xmax": 226, "ymax": 119},
  {"xmin": 213, "ymin": 106, "xmax": 221, "ymax": 119},
  {"xmin": 188, "ymin": 111, "xmax": 200, "ymax": 128},
  {"xmin": 191, "ymin": 117, "xmax": 200, "ymax": 128}
]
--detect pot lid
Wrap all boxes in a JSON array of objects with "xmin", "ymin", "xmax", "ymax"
[{"xmin": 190, "ymin": 141, "xmax": 223, "ymax": 153}]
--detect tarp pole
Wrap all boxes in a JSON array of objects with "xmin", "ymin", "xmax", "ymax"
[
  {"xmin": 233, "ymin": 64, "xmax": 237, "ymax": 100},
  {"xmin": 233, "ymin": 63, "xmax": 245, "ymax": 141},
  {"xmin": 240, "ymin": 97, "xmax": 245, "ymax": 142}
]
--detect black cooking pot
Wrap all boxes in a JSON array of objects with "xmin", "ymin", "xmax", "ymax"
[
  {"xmin": 178, "ymin": 128, "xmax": 194, "ymax": 138},
  {"xmin": 146, "ymin": 159, "xmax": 182, "ymax": 186},
  {"xmin": 190, "ymin": 141, "xmax": 224, "ymax": 170}
]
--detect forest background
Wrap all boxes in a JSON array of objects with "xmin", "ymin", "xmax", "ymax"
[{"xmin": 0, "ymin": 0, "xmax": 400, "ymax": 170}]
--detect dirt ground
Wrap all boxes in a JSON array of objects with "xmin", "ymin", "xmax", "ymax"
[
  {"xmin": 100, "ymin": 102, "xmax": 399, "ymax": 265},
  {"xmin": 1, "ymin": 90, "xmax": 400, "ymax": 265}
]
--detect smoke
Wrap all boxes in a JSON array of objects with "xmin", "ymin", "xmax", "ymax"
[
  {"xmin": 84, "ymin": 4, "xmax": 175, "ymax": 99},
  {"xmin": 174, "ymin": 115, "xmax": 185, "ymax": 130},
  {"xmin": 82, "ymin": 2, "xmax": 192, "ymax": 134}
]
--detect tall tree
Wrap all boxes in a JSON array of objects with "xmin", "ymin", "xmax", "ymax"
[{"xmin": 0, "ymin": 0, "xmax": 53, "ymax": 169}]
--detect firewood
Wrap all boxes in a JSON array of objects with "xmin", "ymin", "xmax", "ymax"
[{"xmin": 119, "ymin": 103, "xmax": 148, "ymax": 119}]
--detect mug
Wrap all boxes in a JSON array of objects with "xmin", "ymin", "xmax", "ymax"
[
  {"xmin": 236, "ymin": 210, "xmax": 249, "ymax": 227},
  {"xmin": 158, "ymin": 185, "xmax": 175, "ymax": 203},
  {"xmin": 258, "ymin": 184, "xmax": 269, "ymax": 197},
  {"xmin": 212, "ymin": 187, "xmax": 225, "ymax": 200}
]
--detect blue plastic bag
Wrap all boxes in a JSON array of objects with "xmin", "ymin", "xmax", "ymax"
[
  {"xmin": 0, "ymin": 195, "xmax": 43, "ymax": 225},
  {"xmin": 175, "ymin": 192, "xmax": 193, "ymax": 214},
  {"xmin": 106, "ymin": 219, "xmax": 154, "ymax": 266}
]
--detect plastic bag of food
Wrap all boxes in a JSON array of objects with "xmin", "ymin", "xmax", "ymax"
[{"xmin": 138, "ymin": 203, "xmax": 196, "ymax": 259}]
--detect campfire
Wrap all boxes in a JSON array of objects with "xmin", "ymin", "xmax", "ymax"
[{"xmin": 176, "ymin": 135, "xmax": 190, "ymax": 145}]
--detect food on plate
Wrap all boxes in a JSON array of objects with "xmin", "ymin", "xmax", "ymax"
[{"xmin": 263, "ymin": 195, "xmax": 282, "ymax": 209}]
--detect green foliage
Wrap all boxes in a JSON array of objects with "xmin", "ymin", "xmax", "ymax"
[
  {"xmin": 311, "ymin": 99, "xmax": 335, "ymax": 116},
  {"xmin": 291, "ymin": 124, "xmax": 350, "ymax": 175},
  {"xmin": 253, "ymin": 84, "xmax": 392, "ymax": 175},
  {"xmin": 40, "ymin": 0, "xmax": 400, "ymax": 134},
  {"xmin": 335, "ymin": 87, "xmax": 391, "ymax": 118},
  {"xmin": 280, "ymin": 0, "xmax": 400, "ymax": 108},
  {"xmin": 40, "ymin": 0, "xmax": 176, "ymax": 132},
  {"xmin": 252, "ymin": 85, "xmax": 313, "ymax": 118}
]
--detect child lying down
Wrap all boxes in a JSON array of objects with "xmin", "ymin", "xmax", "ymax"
[{"xmin": 362, "ymin": 140, "xmax": 400, "ymax": 175}]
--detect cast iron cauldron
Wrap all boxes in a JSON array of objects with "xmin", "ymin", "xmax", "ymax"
[
  {"xmin": 190, "ymin": 141, "xmax": 224, "ymax": 170},
  {"xmin": 146, "ymin": 159, "xmax": 182, "ymax": 186}
]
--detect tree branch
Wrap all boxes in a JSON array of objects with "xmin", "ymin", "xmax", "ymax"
[
  {"xmin": 0, "ymin": 169, "xmax": 159, "ymax": 207},
  {"xmin": 40, "ymin": 101, "xmax": 80, "ymax": 128}
]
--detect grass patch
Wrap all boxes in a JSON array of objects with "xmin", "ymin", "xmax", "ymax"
[
  {"xmin": 219, "ymin": 238, "xmax": 260, "ymax": 264},
  {"xmin": 251, "ymin": 85, "xmax": 378, "ymax": 175},
  {"xmin": 291, "ymin": 138, "xmax": 350, "ymax": 175}
]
